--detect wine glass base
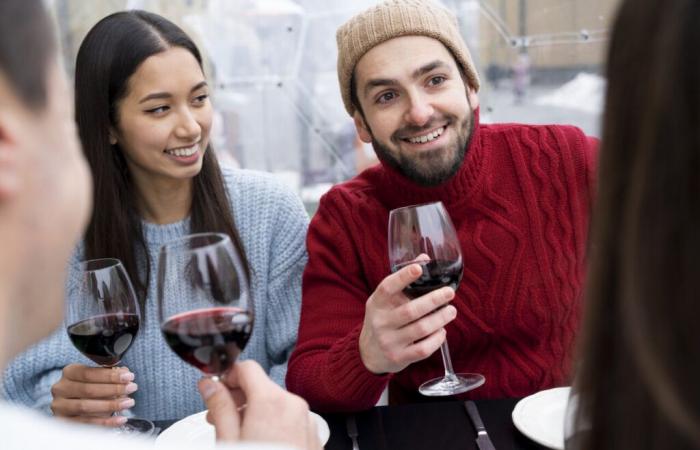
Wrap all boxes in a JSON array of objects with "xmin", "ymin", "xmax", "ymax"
[
  {"xmin": 116, "ymin": 418, "xmax": 156, "ymax": 435},
  {"xmin": 418, "ymin": 373, "xmax": 486, "ymax": 397}
]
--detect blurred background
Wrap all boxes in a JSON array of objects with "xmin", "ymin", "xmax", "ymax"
[{"xmin": 46, "ymin": 0, "xmax": 617, "ymax": 213}]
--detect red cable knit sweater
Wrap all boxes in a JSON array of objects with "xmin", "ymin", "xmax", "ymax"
[{"xmin": 287, "ymin": 114, "xmax": 597, "ymax": 412}]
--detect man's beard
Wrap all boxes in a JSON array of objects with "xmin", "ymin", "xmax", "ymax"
[{"xmin": 370, "ymin": 108, "xmax": 475, "ymax": 187}]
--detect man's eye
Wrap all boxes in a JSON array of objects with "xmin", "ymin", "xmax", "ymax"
[
  {"xmin": 193, "ymin": 94, "xmax": 209, "ymax": 104},
  {"xmin": 377, "ymin": 92, "xmax": 396, "ymax": 104},
  {"xmin": 428, "ymin": 76, "xmax": 446, "ymax": 86}
]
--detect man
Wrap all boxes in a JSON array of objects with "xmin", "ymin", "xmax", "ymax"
[
  {"xmin": 287, "ymin": 0, "xmax": 596, "ymax": 411},
  {"xmin": 0, "ymin": 1, "xmax": 317, "ymax": 449}
]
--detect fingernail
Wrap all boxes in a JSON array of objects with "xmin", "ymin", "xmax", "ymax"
[
  {"xmin": 113, "ymin": 416, "xmax": 128, "ymax": 426},
  {"xmin": 120, "ymin": 372, "xmax": 135, "ymax": 383},
  {"xmin": 443, "ymin": 287, "xmax": 454, "ymax": 299},
  {"xmin": 124, "ymin": 383, "xmax": 138, "ymax": 395},
  {"xmin": 447, "ymin": 305, "xmax": 457, "ymax": 318},
  {"xmin": 199, "ymin": 379, "xmax": 218, "ymax": 400},
  {"xmin": 119, "ymin": 398, "xmax": 135, "ymax": 410}
]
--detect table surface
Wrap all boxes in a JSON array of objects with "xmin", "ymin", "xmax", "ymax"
[
  {"xmin": 156, "ymin": 397, "xmax": 549, "ymax": 450},
  {"xmin": 320, "ymin": 398, "xmax": 548, "ymax": 450}
]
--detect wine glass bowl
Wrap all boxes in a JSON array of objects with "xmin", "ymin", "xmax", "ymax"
[
  {"xmin": 66, "ymin": 313, "xmax": 139, "ymax": 367},
  {"xmin": 65, "ymin": 258, "xmax": 154, "ymax": 434},
  {"xmin": 157, "ymin": 233, "xmax": 252, "ymax": 380},
  {"xmin": 388, "ymin": 202, "xmax": 485, "ymax": 396}
]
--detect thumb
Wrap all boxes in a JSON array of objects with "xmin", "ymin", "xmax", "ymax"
[{"xmin": 198, "ymin": 378, "xmax": 240, "ymax": 442}]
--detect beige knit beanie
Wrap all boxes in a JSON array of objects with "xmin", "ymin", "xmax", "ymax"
[{"xmin": 336, "ymin": 0, "xmax": 480, "ymax": 116}]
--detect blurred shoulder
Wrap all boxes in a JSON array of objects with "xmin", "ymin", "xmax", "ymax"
[{"xmin": 1, "ymin": 402, "xmax": 292, "ymax": 450}]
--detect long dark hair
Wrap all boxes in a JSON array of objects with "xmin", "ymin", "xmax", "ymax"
[
  {"xmin": 570, "ymin": 0, "xmax": 700, "ymax": 448},
  {"xmin": 75, "ymin": 10, "xmax": 249, "ymax": 306}
]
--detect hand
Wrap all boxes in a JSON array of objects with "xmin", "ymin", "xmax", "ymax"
[
  {"xmin": 199, "ymin": 360, "xmax": 321, "ymax": 450},
  {"xmin": 359, "ymin": 263, "xmax": 457, "ymax": 374},
  {"xmin": 50, "ymin": 364, "xmax": 137, "ymax": 426}
]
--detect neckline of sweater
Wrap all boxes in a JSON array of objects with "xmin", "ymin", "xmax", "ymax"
[{"xmin": 141, "ymin": 217, "xmax": 191, "ymax": 247}]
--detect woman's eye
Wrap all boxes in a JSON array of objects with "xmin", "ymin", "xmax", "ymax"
[
  {"xmin": 146, "ymin": 106, "xmax": 169, "ymax": 114},
  {"xmin": 377, "ymin": 92, "xmax": 396, "ymax": 104}
]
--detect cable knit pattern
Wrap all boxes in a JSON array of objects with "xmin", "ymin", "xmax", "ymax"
[
  {"xmin": 287, "ymin": 113, "xmax": 596, "ymax": 412},
  {"xmin": 1, "ymin": 167, "xmax": 309, "ymax": 420}
]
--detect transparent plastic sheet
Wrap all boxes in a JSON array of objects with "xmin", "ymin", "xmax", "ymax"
[{"xmin": 50, "ymin": 0, "xmax": 614, "ymax": 209}]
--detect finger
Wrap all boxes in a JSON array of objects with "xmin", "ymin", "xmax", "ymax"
[
  {"xmin": 62, "ymin": 364, "xmax": 134, "ymax": 384},
  {"xmin": 402, "ymin": 328, "xmax": 447, "ymax": 363},
  {"xmin": 372, "ymin": 264, "xmax": 424, "ymax": 306},
  {"xmin": 228, "ymin": 387, "xmax": 247, "ymax": 407},
  {"xmin": 398, "ymin": 303, "xmax": 456, "ymax": 343},
  {"xmin": 411, "ymin": 253, "xmax": 431, "ymax": 263},
  {"xmin": 52, "ymin": 379, "xmax": 138, "ymax": 399},
  {"xmin": 224, "ymin": 361, "xmax": 280, "ymax": 401},
  {"xmin": 71, "ymin": 415, "xmax": 129, "ymax": 427},
  {"xmin": 391, "ymin": 286, "xmax": 455, "ymax": 327},
  {"xmin": 52, "ymin": 397, "xmax": 135, "ymax": 417},
  {"xmin": 205, "ymin": 388, "xmax": 246, "ymax": 425},
  {"xmin": 199, "ymin": 378, "xmax": 241, "ymax": 442}
]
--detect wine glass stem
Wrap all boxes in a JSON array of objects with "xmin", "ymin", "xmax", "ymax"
[{"xmin": 439, "ymin": 340, "xmax": 459, "ymax": 380}]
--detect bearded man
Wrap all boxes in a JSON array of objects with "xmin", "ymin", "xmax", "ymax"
[{"xmin": 287, "ymin": 0, "xmax": 597, "ymax": 411}]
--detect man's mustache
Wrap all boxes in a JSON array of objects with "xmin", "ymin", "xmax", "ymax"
[{"xmin": 393, "ymin": 116, "xmax": 452, "ymax": 140}]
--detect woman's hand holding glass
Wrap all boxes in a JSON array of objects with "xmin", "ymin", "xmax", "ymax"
[
  {"xmin": 50, "ymin": 364, "xmax": 137, "ymax": 426},
  {"xmin": 61, "ymin": 258, "xmax": 153, "ymax": 433}
]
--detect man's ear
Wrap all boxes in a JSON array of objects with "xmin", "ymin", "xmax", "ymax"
[
  {"xmin": 353, "ymin": 111, "xmax": 372, "ymax": 143},
  {"xmin": 0, "ymin": 117, "xmax": 19, "ymax": 201},
  {"xmin": 466, "ymin": 85, "xmax": 479, "ymax": 109}
]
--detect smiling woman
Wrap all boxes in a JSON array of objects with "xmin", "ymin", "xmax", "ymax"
[
  {"xmin": 2, "ymin": 10, "xmax": 308, "ymax": 426},
  {"xmin": 110, "ymin": 46, "xmax": 213, "ymax": 222}
]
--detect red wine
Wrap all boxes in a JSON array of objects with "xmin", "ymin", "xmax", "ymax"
[
  {"xmin": 161, "ymin": 307, "xmax": 253, "ymax": 375},
  {"xmin": 392, "ymin": 259, "xmax": 463, "ymax": 299},
  {"xmin": 67, "ymin": 313, "xmax": 139, "ymax": 367}
]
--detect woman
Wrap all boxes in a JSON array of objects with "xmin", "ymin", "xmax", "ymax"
[
  {"xmin": 569, "ymin": 0, "xmax": 700, "ymax": 447},
  {"xmin": 2, "ymin": 10, "xmax": 308, "ymax": 425}
]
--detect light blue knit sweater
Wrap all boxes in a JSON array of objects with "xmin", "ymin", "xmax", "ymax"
[{"xmin": 1, "ymin": 168, "xmax": 308, "ymax": 421}]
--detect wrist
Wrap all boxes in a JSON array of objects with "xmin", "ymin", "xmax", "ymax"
[{"xmin": 358, "ymin": 328, "xmax": 387, "ymax": 375}]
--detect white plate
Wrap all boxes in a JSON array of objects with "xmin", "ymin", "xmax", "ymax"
[
  {"xmin": 512, "ymin": 386, "xmax": 571, "ymax": 449},
  {"xmin": 156, "ymin": 410, "xmax": 330, "ymax": 448}
]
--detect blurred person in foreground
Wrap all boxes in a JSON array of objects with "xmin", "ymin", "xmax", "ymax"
[
  {"xmin": 287, "ymin": 0, "xmax": 597, "ymax": 411},
  {"xmin": 0, "ymin": 1, "xmax": 317, "ymax": 449},
  {"xmin": 568, "ymin": 0, "xmax": 700, "ymax": 448}
]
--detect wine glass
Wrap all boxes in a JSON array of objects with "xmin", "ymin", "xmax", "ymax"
[
  {"xmin": 65, "ymin": 258, "xmax": 154, "ymax": 434},
  {"xmin": 157, "ymin": 233, "xmax": 252, "ymax": 381},
  {"xmin": 388, "ymin": 201, "xmax": 485, "ymax": 396}
]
